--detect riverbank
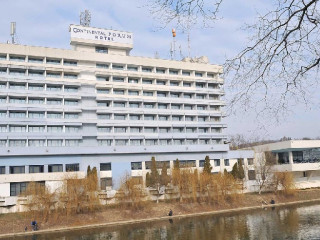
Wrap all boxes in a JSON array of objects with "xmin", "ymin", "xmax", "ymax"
[{"xmin": 1, "ymin": 189, "xmax": 320, "ymax": 239}]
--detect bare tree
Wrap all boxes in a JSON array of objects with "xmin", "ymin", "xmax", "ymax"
[{"xmin": 148, "ymin": 0, "xmax": 320, "ymax": 120}]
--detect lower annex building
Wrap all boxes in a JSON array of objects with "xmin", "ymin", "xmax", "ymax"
[{"xmin": 0, "ymin": 23, "xmax": 254, "ymax": 201}]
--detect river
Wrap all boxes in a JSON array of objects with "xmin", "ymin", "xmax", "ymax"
[{"xmin": 10, "ymin": 203, "xmax": 320, "ymax": 240}]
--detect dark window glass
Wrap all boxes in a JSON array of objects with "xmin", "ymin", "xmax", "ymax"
[
  {"xmin": 100, "ymin": 163, "xmax": 111, "ymax": 171},
  {"xmin": 0, "ymin": 166, "xmax": 5, "ymax": 174},
  {"xmin": 145, "ymin": 161, "xmax": 170, "ymax": 170},
  {"xmin": 179, "ymin": 160, "xmax": 196, "ymax": 168},
  {"xmin": 278, "ymin": 152, "xmax": 289, "ymax": 164},
  {"xmin": 224, "ymin": 159, "xmax": 230, "ymax": 166},
  {"xmin": 29, "ymin": 165, "xmax": 44, "ymax": 173},
  {"xmin": 10, "ymin": 166, "xmax": 25, "ymax": 174},
  {"xmin": 199, "ymin": 160, "xmax": 205, "ymax": 167},
  {"xmin": 214, "ymin": 159, "xmax": 220, "ymax": 167},
  {"xmin": 96, "ymin": 47, "xmax": 108, "ymax": 53},
  {"xmin": 48, "ymin": 164, "xmax": 63, "ymax": 172},
  {"xmin": 131, "ymin": 162, "xmax": 142, "ymax": 170},
  {"xmin": 247, "ymin": 158, "xmax": 254, "ymax": 165},
  {"xmin": 66, "ymin": 164, "xmax": 79, "ymax": 172},
  {"xmin": 10, "ymin": 182, "xmax": 27, "ymax": 196},
  {"xmin": 100, "ymin": 178, "xmax": 112, "ymax": 190},
  {"xmin": 248, "ymin": 170, "xmax": 256, "ymax": 180}
]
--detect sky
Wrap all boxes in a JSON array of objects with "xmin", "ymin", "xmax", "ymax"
[{"xmin": 0, "ymin": 0, "xmax": 319, "ymax": 141}]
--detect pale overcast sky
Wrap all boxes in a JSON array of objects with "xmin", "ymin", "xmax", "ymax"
[{"xmin": 0, "ymin": 0, "xmax": 319, "ymax": 140}]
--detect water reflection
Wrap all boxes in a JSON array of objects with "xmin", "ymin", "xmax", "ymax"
[{"xmin": 11, "ymin": 204, "xmax": 320, "ymax": 240}]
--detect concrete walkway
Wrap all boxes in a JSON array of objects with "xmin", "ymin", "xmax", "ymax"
[{"xmin": 1, "ymin": 198, "xmax": 320, "ymax": 239}]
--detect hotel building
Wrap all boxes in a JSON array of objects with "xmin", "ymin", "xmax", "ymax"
[{"xmin": 0, "ymin": 24, "xmax": 253, "ymax": 201}]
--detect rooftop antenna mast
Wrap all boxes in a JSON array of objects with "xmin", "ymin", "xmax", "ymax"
[
  {"xmin": 10, "ymin": 22, "xmax": 16, "ymax": 44},
  {"xmin": 170, "ymin": 28, "xmax": 176, "ymax": 60},
  {"xmin": 80, "ymin": 10, "xmax": 91, "ymax": 27}
]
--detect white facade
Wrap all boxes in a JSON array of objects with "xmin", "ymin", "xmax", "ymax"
[
  {"xmin": 252, "ymin": 140, "xmax": 320, "ymax": 190},
  {"xmin": 0, "ymin": 23, "xmax": 254, "ymax": 203}
]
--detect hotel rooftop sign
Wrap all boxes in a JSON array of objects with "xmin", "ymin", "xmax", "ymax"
[{"xmin": 70, "ymin": 25, "xmax": 133, "ymax": 45}]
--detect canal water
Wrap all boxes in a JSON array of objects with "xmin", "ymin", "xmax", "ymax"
[{"xmin": 11, "ymin": 204, "xmax": 320, "ymax": 240}]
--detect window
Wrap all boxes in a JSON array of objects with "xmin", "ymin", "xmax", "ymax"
[
  {"xmin": 48, "ymin": 164, "xmax": 63, "ymax": 172},
  {"xmin": 159, "ymin": 127, "xmax": 169, "ymax": 133},
  {"xmin": 157, "ymin": 80, "xmax": 166, "ymax": 85},
  {"xmin": 97, "ymin": 89, "xmax": 110, "ymax": 94},
  {"xmin": 29, "ymin": 70, "xmax": 44, "ymax": 76},
  {"xmin": 10, "ymin": 182, "xmax": 27, "ymax": 196},
  {"xmin": 28, "ymin": 140, "xmax": 45, "ymax": 147},
  {"xmin": 144, "ymin": 103, "xmax": 154, "ymax": 109},
  {"xmin": 197, "ymin": 105, "xmax": 206, "ymax": 110},
  {"xmin": 171, "ymin": 93, "xmax": 180, "ymax": 98},
  {"xmin": 129, "ymin": 102, "xmax": 139, "ymax": 108},
  {"xmin": 214, "ymin": 159, "xmax": 220, "ymax": 167},
  {"xmin": 143, "ymin": 91, "xmax": 153, "ymax": 97},
  {"xmin": 114, "ymin": 127, "xmax": 126, "ymax": 133},
  {"xmin": 131, "ymin": 140, "xmax": 142, "ymax": 146},
  {"xmin": 248, "ymin": 158, "xmax": 254, "ymax": 165},
  {"xmin": 29, "ymin": 165, "xmax": 44, "ymax": 173},
  {"xmin": 180, "ymin": 160, "xmax": 196, "ymax": 168},
  {"xmin": 114, "ymin": 115, "xmax": 126, "ymax": 120},
  {"xmin": 66, "ymin": 164, "xmax": 79, "ymax": 172},
  {"xmin": 224, "ymin": 159, "xmax": 230, "ymax": 166},
  {"xmin": 9, "ymin": 111, "xmax": 26, "ymax": 118},
  {"xmin": 159, "ymin": 115, "xmax": 168, "ymax": 121},
  {"xmin": 144, "ymin": 115, "xmax": 155, "ymax": 121},
  {"xmin": 171, "ymin": 104, "xmax": 181, "ymax": 110},
  {"xmin": 185, "ymin": 116, "xmax": 194, "ymax": 121},
  {"xmin": 113, "ymin": 77, "xmax": 125, "ymax": 83},
  {"xmin": 96, "ymin": 63, "xmax": 109, "ymax": 69},
  {"xmin": 142, "ymin": 79, "xmax": 152, "ymax": 84},
  {"xmin": 47, "ymin": 99, "xmax": 62, "ymax": 105},
  {"xmin": 248, "ymin": 170, "xmax": 256, "ymax": 180},
  {"xmin": 128, "ymin": 78, "xmax": 138, "ymax": 83},
  {"xmin": 145, "ymin": 127, "xmax": 156, "ymax": 133},
  {"xmin": 47, "ymin": 126, "xmax": 63, "ymax": 132},
  {"xmin": 46, "ymin": 72, "xmax": 61, "ymax": 78},
  {"xmin": 130, "ymin": 127, "xmax": 141, "ymax": 133},
  {"xmin": 114, "ymin": 89, "xmax": 125, "ymax": 95},
  {"xmin": 113, "ymin": 102, "xmax": 125, "ymax": 108},
  {"xmin": 47, "ymin": 112, "xmax": 62, "ymax": 119},
  {"xmin": 46, "ymin": 58, "xmax": 61, "ymax": 64},
  {"xmin": 170, "ymin": 81, "xmax": 179, "ymax": 86},
  {"xmin": 207, "ymin": 73, "xmax": 215, "ymax": 78},
  {"xmin": 0, "ymin": 68, "xmax": 6, "ymax": 74},
  {"xmin": 198, "ymin": 116, "xmax": 206, "ymax": 122},
  {"xmin": 0, "ymin": 55, "xmax": 6, "ymax": 60},
  {"xmin": 183, "ymin": 82, "xmax": 192, "ymax": 87},
  {"xmin": 156, "ymin": 68, "xmax": 165, "ymax": 74},
  {"xmin": 96, "ymin": 76, "xmax": 109, "ymax": 81},
  {"xmin": 142, "ymin": 67, "xmax": 152, "ymax": 72},
  {"xmin": 98, "ymin": 127, "xmax": 111, "ymax": 133},
  {"xmin": 0, "ymin": 82, "xmax": 6, "ymax": 88},
  {"xmin": 128, "ymin": 90, "xmax": 139, "ymax": 96},
  {"xmin": 173, "ymin": 128, "xmax": 184, "ymax": 133},
  {"xmin": 195, "ymin": 72, "xmax": 203, "ymax": 77},
  {"xmin": 186, "ymin": 128, "xmax": 196, "ymax": 133},
  {"xmin": 182, "ymin": 71, "xmax": 190, "ymax": 76},
  {"xmin": 198, "ymin": 128, "xmax": 208, "ymax": 133},
  {"xmin": 64, "ymin": 73, "xmax": 78, "ymax": 79},
  {"xmin": 65, "ymin": 140, "xmax": 80, "ymax": 147},
  {"xmin": 97, "ymin": 114, "xmax": 111, "ymax": 120},
  {"xmin": 97, "ymin": 101, "xmax": 110, "ymax": 107},
  {"xmin": 65, "ymin": 100, "xmax": 78, "ymax": 106},
  {"xmin": 10, "ymin": 55, "xmax": 25, "ymax": 62},
  {"xmin": 199, "ymin": 160, "xmax": 205, "ymax": 167},
  {"xmin": 29, "ymin": 126, "xmax": 45, "ymax": 132},
  {"xmin": 0, "ymin": 125, "xmax": 6, "ymax": 132},
  {"xmin": 66, "ymin": 126, "xmax": 80, "ymax": 132},
  {"xmin": 127, "ymin": 66, "xmax": 138, "ymax": 71},
  {"xmin": 9, "ymin": 97, "xmax": 26, "ymax": 104},
  {"xmin": 0, "ymin": 140, "xmax": 6, "ymax": 147},
  {"xmin": 0, "ymin": 166, "xmax": 5, "ymax": 174},
  {"xmin": 199, "ymin": 139, "xmax": 209, "ymax": 144},
  {"xmin": 98, "ymin": 139, "xmax": 113, "ymax": 146},
  {"xmin": 47, "ymin": 85, "xmax": 61, "ymax": 91},
  {"xmin": 159, "ymin": 139, "xmax": 170, "ymax": 145},
  {"xmin": 47, "ymin": 140, "xmax": 63, "ymax": 147},
  {"xmin": 100, "ymin": 163, "xmax": 111, "ymax": 171},
  {"xmin": 0, "ymin": 111, "xmax": 6, "ymax": 118},
  {"xmin": 184, "ymin": 94, "xmax": 192, "ymax": 99},
  {"xmin": 172, "ymin": 116, "xmax": 182, "ymax": 121},
  {"xmin": 158, "ymin": 104, "xmax": 167, "ymax": 109},
  {"xmin": 10, "ymin": 166, "xmax": 25, "ymax": 174},
  {"xmin": 130, "ymin": 115, "xmax": 140, "ymax": 120},
  {"xmin": 173, "ymin": 139, "xmax": 184, "ymax": 145},
  {"xmin": 9, "ymin": 69, "xmax": 25, "ymax": 75},
  {"xmin": 186, "ymin": 139, "xmax": 197, "ymax": 145},
  {"xmin": 100, "ymin": 178, "xmax": 112, "ymax": 190},
  {"xmin": 64, "ymin": 60, "xmax": 77, "ymax": 66},
  {"xmin": 184, "ymin": 105, "xmax": 193, "ymax": 110},
  {"xmin": 64, "ymin": 86, "xmax": 78, "ymax": 92},
  {"xmin": 29, "ymin": 84, "xmax": 44, "ymax": 91},
  {"xmin": 145, "ymin": 139, "xmax": 157, "ymax": 145},
  {"xmin": 196, "ymin": 94, "xmax": 205, "ymax": 99},
  {"xmin": 9, "ymin": 83, "xmax": 25, "ymax": 89},
  {"xmin": 115, "ymin": 140, "xmax": 128, "ymax": 145},
  {"xmin": 131, "ymin": 162, "xmax": 142, "ymax": 170},
  {"xmin": 157, "ymin": 92, "xmax": 167, "ymax": 97},
  {"xmin": 196, "ymin": 83, "xmax": 205, "ymax": 88},
  {"xmin": 96, "ymin": 47, "xmax": 108, "ymax": 53},
  {"xmin": 169, "ymin": 69, "xmax": 178, "ymax": 75}
]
